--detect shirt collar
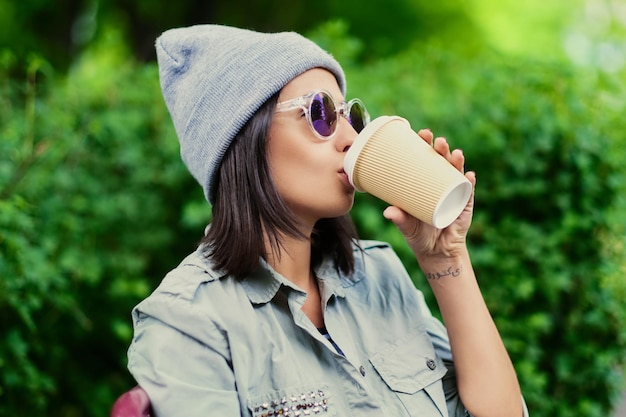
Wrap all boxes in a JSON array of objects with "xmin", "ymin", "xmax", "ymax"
[
  {"xmin": 241, "ymin": 258, "xmax": 302, "ymax": 304},
  {"xmin": 241, "ymin": 257, "xmax": 350, "ymax": 304},
  {"xmin": 315, "ymin": 256, "xmax": 347, "ymax": 298}
]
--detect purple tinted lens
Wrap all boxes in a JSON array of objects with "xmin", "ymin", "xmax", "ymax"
[
  {"xmin": 309, "ymin": 93, "xmax": 337, "ymax": 137},
  {"xmin": 348, "ymin": 102, "xmax": 367, "ymax": 133}
]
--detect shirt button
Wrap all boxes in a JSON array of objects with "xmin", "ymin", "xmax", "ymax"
[
  {"xmin": 426, "ymin": 358, "xmax": 437, "ymax": 370},
  {"xmin": 359, "ymin": 365, "xmax": 366, "ymax": 376}
]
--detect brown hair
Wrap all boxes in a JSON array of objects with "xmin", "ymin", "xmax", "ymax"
[{"xmin": 202, "ymin": 92, "xmax": 358, "ymax": 278}]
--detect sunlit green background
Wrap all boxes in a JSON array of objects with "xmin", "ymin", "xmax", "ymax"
[{"xmin": 1, "ymin": 1, "xmax": 626, "ymax": 416}]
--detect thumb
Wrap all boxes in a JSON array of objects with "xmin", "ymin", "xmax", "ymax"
[{"xmin": 383, "ymin": 206, "xmax": 418, "ymax": 236}]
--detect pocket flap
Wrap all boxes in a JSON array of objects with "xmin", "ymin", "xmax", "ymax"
[{"xmin": 369, "ymin": 328, "xmax": 446, "ymax": 394}]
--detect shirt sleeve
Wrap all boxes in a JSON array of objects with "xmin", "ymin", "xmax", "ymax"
[{"xmin": 127, "ymin": 298, "xmax": 241, "ymax": 417}]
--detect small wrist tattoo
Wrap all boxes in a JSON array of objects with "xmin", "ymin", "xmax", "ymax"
[{"xmin": 425, "ymin": 266, "xmax": 461, "ymax": 280}]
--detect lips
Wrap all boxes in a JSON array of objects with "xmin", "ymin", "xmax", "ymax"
[{"xmin": 338, "ymin": 169, "xmax": 353, "ymax": 190}]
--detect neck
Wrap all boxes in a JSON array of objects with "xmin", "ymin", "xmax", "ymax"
[
  {"xmin": 265, "ymin": 231, "xmax": 324, "ymax": 328},
  {"xmin": 265, "ymin": 233, "xmax": 313, "ymax": 288}
]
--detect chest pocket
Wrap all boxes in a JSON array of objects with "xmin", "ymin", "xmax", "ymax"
[{"xmin": 369, "ymin": 328, "xmax": 449, "ymax": 416}]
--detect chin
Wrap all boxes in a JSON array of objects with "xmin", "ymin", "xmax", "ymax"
[{"xmin": 333, "ymin": 196, "xmax": 355, "ymax": 217}]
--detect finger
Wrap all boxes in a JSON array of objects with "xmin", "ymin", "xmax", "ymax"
[
  {"xmin": 433, "ymin": 136, "xmax": 451, "ymax": 159},
  {"xmin": 450, "ymin": 148, "xmax": 465, "ymax": 172},
  {"xmin": 417, "ymin": 129, "xmax": 434, "ymax": 146},
  {"xmin": 466, "ymin": 170, "xmax": 476, "ymax": 186}
]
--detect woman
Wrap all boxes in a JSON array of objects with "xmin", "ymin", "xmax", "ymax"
[{"xmin": 127, "ymin": 24, "xmax": 527, "ymax": 417}]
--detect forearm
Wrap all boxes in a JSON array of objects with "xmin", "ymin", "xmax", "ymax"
[{"xmin": 418, "ymin": 249, "xmax": 523, "ymax": 417}]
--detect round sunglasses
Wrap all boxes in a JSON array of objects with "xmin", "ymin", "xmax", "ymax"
[{"xmin": 275, "ymin": 89, "xmax": 370, "ymax": 140}]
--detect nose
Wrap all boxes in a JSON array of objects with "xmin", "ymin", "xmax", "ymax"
[{"xmin": 335, "ymin": 117, "xmax": 357, "ymax": 153}]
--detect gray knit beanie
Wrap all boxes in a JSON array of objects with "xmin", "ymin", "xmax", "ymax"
[{"xmin": 155, "ymin": 24, "xmax": 346, "ymax": 203}]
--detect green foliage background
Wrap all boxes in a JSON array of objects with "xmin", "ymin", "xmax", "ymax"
[{"xmin": 2, "ymin": 1, "xmax": 626, "ymax": 416}]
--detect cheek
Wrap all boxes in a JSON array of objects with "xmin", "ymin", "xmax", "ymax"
[
  {"xmin": 267, "ymin": 134, "xmax": 319, "ymax": 185},
  {"xmin": 270, "ymin": 152, "xmax": 318, "ymax": 194},
  {"xmin": 267, "ymin": 140, "xmax": 300, "ymax": 192}
]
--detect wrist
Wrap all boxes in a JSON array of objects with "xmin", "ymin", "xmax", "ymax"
[
  {"xmin": 416, "ymin": 246, "xmax": 469, "ymax": 266},
  {"xmin": 417, "ymin": 249, "xmax": 471, "ymax": 282}
]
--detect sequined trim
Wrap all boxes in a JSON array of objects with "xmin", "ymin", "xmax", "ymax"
[{"xmin": 250, "ymin": 389, "xmax": 330, "ymax": 417}]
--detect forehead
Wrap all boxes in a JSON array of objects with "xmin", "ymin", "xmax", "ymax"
[{"xmin": 279, "ymin": 68, "xmax": 344, "ymax": 102}]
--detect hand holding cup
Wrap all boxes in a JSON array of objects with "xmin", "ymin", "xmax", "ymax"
[{"xmin": 344, "ymin": 116, "xmax": 472, "ymax": 229}]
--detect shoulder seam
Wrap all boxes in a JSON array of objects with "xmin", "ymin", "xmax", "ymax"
[{"xmin": 356, "ymin": 239, "xmax": 391, "ymax": 251}]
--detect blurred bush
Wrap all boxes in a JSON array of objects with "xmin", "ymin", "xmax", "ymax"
[
  {"xmin": 0, "ymin": 27, "xmax": 208, "ymax": 416},
  {"xmin": 1, "ymin": 21, "xmax": 625, "ymax": 417}
]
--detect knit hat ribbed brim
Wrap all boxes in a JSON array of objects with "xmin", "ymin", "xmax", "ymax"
[{"xmin": 156, "ymin": 24, "xmax": 347, "ymax": 203}]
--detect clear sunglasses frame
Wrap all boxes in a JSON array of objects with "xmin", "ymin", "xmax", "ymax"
[{"xmin": 275, "ymin": 89, "xmax": 370, "ymax": 140}]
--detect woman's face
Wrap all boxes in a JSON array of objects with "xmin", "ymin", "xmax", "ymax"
[{"xmin": 268, "ymin": 68, "xmax": 357, "ymax": 228}]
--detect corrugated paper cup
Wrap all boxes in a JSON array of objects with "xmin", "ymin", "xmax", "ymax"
[{"xmin": 344, "ymin": 116, "xmax": 472, "ymax": 229}]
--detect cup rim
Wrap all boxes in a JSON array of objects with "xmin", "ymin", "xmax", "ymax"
[
  {"xmin": 343, "ymin": 115, "xmax": 410, "ymax": 190},
  {"xmin": 431, "ymin": 180, "xmax": 473, "ymax": 228}
]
